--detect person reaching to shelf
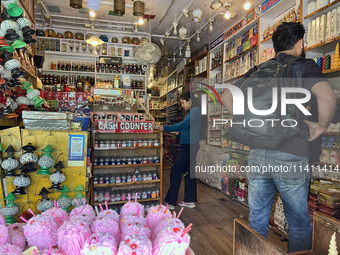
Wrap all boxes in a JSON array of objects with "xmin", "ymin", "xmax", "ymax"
[{"xmin": 159, "ymin": 92, "xmax": 206, "ymax": 210}]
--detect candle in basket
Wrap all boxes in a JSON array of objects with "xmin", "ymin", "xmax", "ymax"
[{"xmin": 336, "ymin": 43, "xmax": 340, "ymax": 69}]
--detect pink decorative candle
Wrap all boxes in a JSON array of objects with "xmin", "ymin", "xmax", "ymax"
[
  {"xmin": 0, "ymin": 243, "xmax": 22, "ymax": 254},
  {"xmin": 7, "ymin": 224, "xmax": 26, "ymax": 251},
  {"xmin": 120, "ymin": 196, "xmax": 144, "ymax": 218},
  {"xmin": 121, "ymin": 221, "xmax": 151, "ymax": 241},
  {"xmin": 24, "ymin": 215, "xmax": 59, "ymax": 250},
  {"xmin": 146, "ymin": 205, "xmax": 171, "ymax": 232},
  {"xmin": 0, "ymin": 225, "xmax": 9, "ymax": 245},
  {"xmin": 152, "ymin": 218, "xmax": 185, "ymax": 242},
  {"xmin": 118, "ymin": 235, "xmax": 152, "ymax": 255},
  {"xmin": 41, "ymin": 207, "xmax": 68, "ymax": 224},
  {"xmin": 91, "ymin": 216, "xmax": 120, "ymax": 244},
  {"xmin": 81, "ymin": 233, "xmax": 118, "ymax": 255}
]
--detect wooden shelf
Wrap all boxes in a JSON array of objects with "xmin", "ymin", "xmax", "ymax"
[
  {"xmin": 224, "ymin": 74, "xmax": 244, "ymax": 84},
  {"xmin": 94, "ymin": 163, "xmax": 161, "ymax": 169},
  {"xmin": 305, "ymin": 35, "xmax": 340, "ymax": 53},
  {"xmin": 321, "ymin": 147, "xmax": 340, "ymax": 151},
  {"xmin": 260, "ymin": 20, "xmax": 301, "ymax": 45},
  {"xmin": 0, "ymin": 119, "xmax": 23, "ymax": 127},
  {"xmin": 94, "ymin": 179, "xmax": 160, "ymax": 188},
  {"xmin": 167, "ymin": 102, "xmax": 178, "ymax": 108},
  {"xmin": 93, "ymin": 197, "xmax": 160, "ymax": 206},
  {"xmin": 211, "ymin": 64, "xmax": 222, "ymax": 71},
  {"xmin": 39, "ymin": 69, "xmax": 95, "ymax": 75},
  {"xmin": 94, "ymin": 146, "xmax": 161, "ymax": 151},
  {"xmin": 324, "ymin": 131, "xmax": 340, "ymax": 135},
  {"xmin": 305, "ymin": 0, "xmax": 340, "ymax": 19},
  {"xmin": 194, "ymin": 70, "xmax": 208, "ymax": 78},
  {"xmin": 313, "ymin": 177, "xmax": 340, "ymax": 185},
  {"xmin": 154, "ymin": 116, "xmax": 166, "ymax": 118},
  {"xmin": 44, "ymin": 51, "xmax": 137, "ymax": 61},
  {"xmin": 323, "ymin": 67, "xmax": 340, "ymax": 74},
  {"xmin": 225, "ymin": 44, "xmax": 258, "ymax": 64},
  {"xmin": 21, "ymin": 66, "xmax": 36, "ymax": 79},
  {"xmin": 20, "ymin": 0, "xmax": 35, "ymax": 24},
  {"xmin": 314, "ymin": 162, "xmax": 339, "ymax": 168}
]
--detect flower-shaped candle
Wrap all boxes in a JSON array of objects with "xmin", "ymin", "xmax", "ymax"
[{"xmin": 49, "ymin": 161, "xmax": 66, "ymax": 190}]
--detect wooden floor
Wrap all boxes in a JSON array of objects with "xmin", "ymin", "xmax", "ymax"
[{"xmin": 162, "ymin": 167, "xmax": 288, "ymax": 255}]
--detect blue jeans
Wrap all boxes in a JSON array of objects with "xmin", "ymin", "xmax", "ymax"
[{"xmin": 247, "ymin": 149, "xmax": 312, "ymax": 253}]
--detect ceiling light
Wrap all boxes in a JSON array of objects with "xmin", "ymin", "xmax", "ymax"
[
  {"xmin": 225, "ymin": 8, "xmax": 231, "ymax": 19},
  {"xmin": 160, "ymin": 38, "xmax": 164, "ymax": 45},
  {"xmin": 133, "ymin": 0, "xmax": 145, "ymax": 16},
  {"xmin": 196, "ymin": 31, "xmax": 201, "ymax": 42},
  {"xmin": 150, "ymin": 83, "xmax": 153, "ymax": 86},
  {"xmin": 114, "ymin": 0, "xmax": 125, "ymax": 15},
  {"xmin": 208, "ymin": 18, "xmax": 214, "ymax": 32},
  {"xmin": 173, "ymin": 53, "xmax": 176, "ymax": 62},
  {"xmin": 86, "ymin": 34, "xmax": 103, "ymax": 46},
  {"xmin": 165, "ymin": 30, "xmax": 170, "ymax": 38},
  {"xmin": 139, "ymin": 18, "xmax": 144, "ymax": 25},
  {"xmin": 69, "ymin": 0, "xmax": 83, "ymax": 9},
  {"xmin": 168, "ymin": 61, "xmax": 170, "ymax": 67},
  {"xmin": 182, "ymin": 9, "xmax": 189, "ymax": 17},
  {"xmin": 179, "ymin": 26, "xmax": 187, "ymax": 40},
  {"xmin": 173, "ymin": 21, "xmax": 178, "ymax": 36},
  {"xmin": 87, "ymin": 0, "xmax": 100, "ymax": 11},
  {"xmin": 192, "ymin": 8, "xmax": 202, "ymax": 23},
  {"xmin": 210, "ymin": 0, "xmax": 223, "ymax": 9},
  {"xmin": 134, "ymin": 25, "xmax": 138, "ymax": 33},
  {"xmin": 244, "ymin": 0, "xmax": 251, "ymax": 10},
  {"xmin": 185, "ymin": 40, "xmax": 191, "ymax": 58},
  {"xmin": 179, "ymin": 46, "xmax": 183, "ymax": 56},
  {"xmin": 89, "ymin": 11, "xmax": 96, "ymax": 17}
]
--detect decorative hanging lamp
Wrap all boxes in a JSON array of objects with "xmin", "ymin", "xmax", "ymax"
[
  {"xmin": 210, "ymin": 0, "xmax": 223, "ymax": 9},
  {"xmin": 72, "ymin": 184, "xmax": 86, "ymax": 207},
  {"xmin": 86, "ymin": 34, "xmax": 104, "ymax": 46},
  {"xmin": 69, "ymin": 0, "xmax": 82, "ymax": 9},
  {"xmin": 57, "ymin": 185, "xmax": 72, "ymax": 213},
  {"xmin": 19, "ymin": 143, "xmax": 38, "ymax": 165},
  {"xmin": 114, "ymin": 0, "xmax": 125, "ymax": 15},
  {"xmin": 37, "ymin": 145, "xmax": 54, "ymax": 175},
  {"xmin": 49, "ymin": 161, "xmax": 66, "ymax": 190},
  {"xmin": 133, "ymin": 0, "xmax": 144, "ymax": 16},
  {"xmin": 192, "ymin": 8, "xmax": 202, "ymax": 23},
  {"xmin": 178, "ymin": 26, "xmax": 187, "ymax": 40},
  {"xmin": 1, "ymin": 145, "xmax": 19, "ymax": 177},
  {"xmin": 12, "ymin": 172, "xmax": 31, "ymax": 194},
  {"xmin": 0, "ymin": 193, "xmax": 19, "ymax": 224},
  {"xmin": 37, "ymin": 187, "xmax": 54, "ymax": 212}
]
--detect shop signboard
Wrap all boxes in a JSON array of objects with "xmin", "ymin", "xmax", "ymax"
[
  {"xmin": 246, "ymin": 9, "xmax": 255, "ymax": 24},
  {"xmin": 209, "ymin": 34, "xmax": 224, "ymax": 50},
  {"xmin": 255, "ymin": 4, "xmax": 262, "ymax": 19},
  {"xmin": 91, "ymin": 112, "xmax": 145, "ymax": 123},
  {"xmin": 97, "ymin": 120, "xmax": 154, "ymax": 133},
  {"xmin": 98, "ymin": 56, "xmax": 122, "ymax": 64},
  {"xmin": 224, "ymin": 20, "xmax": 243, "ymax": 41},
  {"xmin": 261, "ymin": 0, "xmax": 282, "ymax": 14}
]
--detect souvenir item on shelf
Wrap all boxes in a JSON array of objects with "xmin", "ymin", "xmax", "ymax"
[
  {"xmin": 75, "ymin": 32, "xmax": 84, "ymax": 40},
  {"xmin": 64, "ymin": 31, "xmax": 74, "ymax": 39},
  {"xmin": 36, "ymin": 30, "xmax": 45, "ymax": 36},
  {"xmin": 82, "ymin": 42, "xmax": 87, "ymax": 52},
  {"xmin": 56, "ymin": 32, "xmax": 63, "ymax": 38},
  {"xmin": 86, "ymin": 33, "xmax": 93, "ymax": 40},
  {"xmin": 99, "ymin": 35, "xmax": 108, "ymax": 42},
  {"xmin": 320, "ymin": 15, "xmax": 326, "ymax": 43},
  {"xmin": 1, "ymin": 145, "xmax": 19, "ymax": 177},
  {"xmin": 20, "ymin": 143, "xmax": 38, "ymax": 164},
  {"xmin": 263, "ymin": 24, "xmax": 270, "ymax": 40},
  {"xmin": 122, "ymin": 36, "xmax": 131, "ymax": 44},
  {"xmin": 140, "ymin": 37, "xmax": 149, "ymax": 44},
  {"xmin": 112, "ymin": 37, "xmax": 118, "ymax": 43},
  {"xmin": 326, "ymin": 11, "xmax": 331, "ymax": 41},
  {"xmin": 331, "ymin": 9, "xmax": 337, "ymax": 39},
  {"xmin": 45, "ymin": 29, "xmax": 56, "ymax": 37},
  {"xmin": 132, "ymin": 37, "xmax": 140, "ymax": 45},
  {"xmin": 316, "ymin": 17, "xmax": 320, "ymax": 44},
  {"xmin": 0, "ymin": 193, "xmax": 19, "ymax": 224},
  {"xmin": 311, "ymin": 19, "xmax": 316, "ymax": 46},
  {"xmin": 307, "ymin": 0, "xmax": 316, "ymax": 15}
]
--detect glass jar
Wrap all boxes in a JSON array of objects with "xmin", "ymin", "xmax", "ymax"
[
  {"xmin": 135, "ymin": 168, "xmax": 140, "ymax": 174},
  {"xmin": 116, "ymin": 192, "xmax": 121, "ymax": 201},
  {"xmin": 118, "ymin": 48, "xmax": 122, "ymax": 57},
  {"xmin": 154, "ymin": 139, "xmax": 160, "ymax": 146},
  {"xmin": 153, "ymin": 156, "xmax": 160, "ymax": 164},
  {"xmin": 111, "ymin": 157, "xmax": 116, "ymax": 165},
  {"xmin": 121, "ymin": 140, "xmax": 127, "ymax": 148},
  {"xmin": 152, "ymin": 172, "xmax": 158, "ymax": 180},
  {"xmin": 94, "ymin": 157, "xmax": 98, "ymax": 166},
  {"xmin": 138, "ymin": 157, "xmax": 143, "ymax": 164},
  {"xmin": 110, "ymin": 176, "xmax": 115, "ymax": 184},
  {"xmin": 110, "ymin": 193, "xmax": 116, "ymax": 202},
  {"xmin": 116, "ymin": 140, "xmax": 122, "ymax": 148},
  {"xmin": 62, "ymin": 43, "xmax": 67, "ymax": 52},
  {"xmin": 116, "ymin": 157, "xmax": 121, "ymax": 165},
  {"xmin": 116, "ymin": 176, "xmax": 121, "ymax": 183},
  {"xmin": 132, "ymin": 157, "xmax": 138, "ymax": 164},
  {"xmin": 99, "ymin": 158, "xmax": 104, "ymax": 166},
  {"xmin": 142, "ymin": 140, "xmax": 148, "ymax": 147},
  {"xmin": 51, "ymin": 62, "xmax": 56, "ymax": 70},
  {"xmin": 137, "ymin": 140, "xmax": 143, "ymax": 147},
  {"xmin": 151, "ymin": 191, "xmax": 156, "ymax": 198},
  {"xmin": 121, "ymin": 175, "xmax": 126, "ymax": 183},
  {"xmin": 127, "ymin": 140, "xmax": 133, "ymax": 147},
  {"xmin": 104, "ymin": 192, "xmax": 110, "ymax": 201},
  {"xmin": 102, "ymin": 43, "xmax": 107, "ymax": 55},
  {"xmin": 95, "ymin": 140, "xmax": 99, "ymax": 148},
  {"xmin": 133, "ymin": 140, "xmax": 138, "ymax": 147},
  {"xmin": 142, "ymin": 173, "xmax": 147, "ymax": 181},
  {"xmin": 105, "ymin": 176, "xmax": 110, "ymax": 183},
  {"xmin": 121, "ymin": 157, "xmax": 127, "ymax": 165},
  {"xmin": 105, "ymin": 140, "xmax": 110, "ymax": 148},
  {"xmin": 99, "ymin": 177, "xmax": 104, "ymax": 184},
  {"xmin": 137, "ymin": 173, "xmax": 142, "ymax": 181},
  {"xmin": 136, "ymin": 192, "xmax": 141, "ymax": 200},
  {"xmin": 121, "ymin": 193, "xmax": 126, "ymax": 201},
  {"xmin": 93, "ymin": 177, "xmax": 98, "ymax": 185},
  {"xmin": 98, "ymin": 192, "xmax": 104, "ymax": 203},
  {"xmin": 127, "ymin": 175, "xmax": 132, "ymax": 182},
  {"xmin": 105, "ymin": 158, "xmax": 110, "ymax": 166},
  {"xmin": 99, "ymin": 140, "xmax": 105, "ymax": 148},
  {"xmin": 147, "ymin": 157, "xmax": 153, "ymax": 164},
  {"xmin": 132, "ymin": 174, "xmax": 136, "ymax": 182},
  {"xmin": 147, "ymin": 172, "xmax": 152, "ymax": 181},
  {"xmin": 142, "ymin": 157, "xmax": 148, "ymax": 164},
  {"xmin": 147, "ymin": 190, "xmax": 152, "ymax": 199},
  {"xmin": 127, "ymin": 157, "xmax": 132, "ymax": 165},
  {"xmin": 142, "ymin": 191, "xmax": 147, "ymax": 199},
  {"xmin": 148, "ymin": 139, "xmax": 153, "ymax": 147},
  {"xmin": 156, "ymin": 189, "xmax": 160, "ymax": 197},
  {"xmin": 94, "ymin": 191, "xmax": 98, "ymax": 201},
  {"xmin": 111, "ymin": 140, "xmax": 116, "ymax": 149}
]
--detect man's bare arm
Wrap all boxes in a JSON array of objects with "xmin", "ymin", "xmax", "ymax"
[{"xmin": 221, "ymin": 89, "xmax": 233, "ymax": 115}]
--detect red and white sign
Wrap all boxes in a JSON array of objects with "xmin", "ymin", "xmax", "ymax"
[
  {"xmin": 91, "ymin": 112, "xmax": 145, "ymax": 124},
  {"xmin": 97, "ymin": 120, "xmax": 154, "ymax": 133}
]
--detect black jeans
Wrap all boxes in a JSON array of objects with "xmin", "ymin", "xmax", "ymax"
[{"xmin": 165, "ymin": 144, "xmax": 200, "ymax": 205}]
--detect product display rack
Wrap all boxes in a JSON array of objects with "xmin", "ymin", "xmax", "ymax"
[{"xmin": 90, "ymin": 130, "xmax": 163, "ymax": 207}]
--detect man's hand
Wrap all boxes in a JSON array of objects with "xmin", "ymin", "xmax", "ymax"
[
  {"xmin": 304, "ymin": 120, "xmax": 325, "ymax": 142},
  {"xmin": 171, "ymin": 132, "xmax": 179, "ymax": 135},
  {"xmin": 159, "ymin": 125, "xmax": 164, "ymax": 131}
]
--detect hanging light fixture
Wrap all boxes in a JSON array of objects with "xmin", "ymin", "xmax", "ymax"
[
  {"xmin": 185, "ymin": 40, "xmax": 191, "ymax": 58},
  {"xmin": 69, "ymin": 0, "xmax": 83, "ymax": 9},
  {"xmin": 244, "ymin": 0, "xmax": 251, "ymax": 10},
  {"xmin": 87, "ymin": 0, "xmax": 100, "ymax": 11},
  {"xmin": 37, "ymin": 187, "xmax": 54, "ymax": 212},
  {"xmin": 173, "ymin": 21, "xmax": 178, "ymax": 35},
  {"xmin": 0, "ymin": 193, "xmax": 19, "ymax": 224},
  {"xmin": 165, "ymin": 30, "xmax": 170, "ymax": 38},
  {"xmin": 37, "ymin": 144, "xmax": 54, "ymax": 176},
  {"xmin": 1, "ymin": 145, "xmax": 19, "ymax": 177},
  {"xmin": 173, "ymin": 53, "xmax": 176, "ymax": 62},
  {"xmin": 225, "ymin": 7, "xmax": 231, "ymax": 19},
  {"xmin": 192, "ymin": 8, "xmax": 202, "ymax": 23},
  {"xmin": 182, "ymin": 9, "xmax": 189, "ymax": 17},
  {"xmin": 208, "ymin": 18, "xmax": 214, "ymax": 32},
  {"xmin": 133, "ymin": 0, "xmax": 145, "ymax": 16},
  {"xmin": 179, "ymin": 46, "xmax": 183, "ymax": 57},
  {"xmin": 72, "ymin": 184, "xmax": 86, "ymax": 207},
  {"xmin": 138, "ymin": 18, "xmax": 144, "ymax": 25},
  {"xmin": 86, "ymin": 34, "xmax": 104, "ymax": 46},
  {"xmin": 210, "ymin": 0, "xmax": 223, "ymax": 9},
  {"xmin": 49, "ymin": 161, "xmax": 66, "ymax": 190},
  {"xmin": 114, "ymin": 0, "xmax": 125, "ymax": 15},
  {"xmin": 179, "ymin": 26, "xmax": 187, "ymax": 40},
  {"xmin": 12, "ymin": 172, "xmax": 31, "ymax": 195},
  {"xmin": 89, "ymin": 11, "xmax": 96, "ymax": 17},
  {"xmin": 19, "ymin": 143, "xmax": 38, "ymax": 165},
  {"xmin": 57, "ymin": 185, "xmax": 72, "ymax": 213},
  {"xmin": 196, "ymin": 31, "xmax": 201, "ymax": 42}
]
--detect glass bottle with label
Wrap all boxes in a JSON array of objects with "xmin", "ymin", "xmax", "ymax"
[
  {"xmin": 114, "ymin": 75, "xmax": 121, "ymax": 89},
  {"xmin": 102, "ymin": 43, "xmax": 107, "ymax": 55},
  {"xmin": 111, "ymin": 47, "xmax": 115, "ymax": 56}
]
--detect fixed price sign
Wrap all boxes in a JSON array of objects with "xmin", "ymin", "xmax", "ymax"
[
  {"xmin": 91, "ymin": 112, "xmax": 145, "ymax": 123},
  {"xmin": 97, "ymin": 120, "xmax": 154, "ymax": 133}
]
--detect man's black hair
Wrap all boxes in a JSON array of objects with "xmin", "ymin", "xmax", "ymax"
[{"xmin": 272, "ymin": 22, "xmax": 305, "ymax": 54}]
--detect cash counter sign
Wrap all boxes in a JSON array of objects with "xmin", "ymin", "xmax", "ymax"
[{"xmin": 97, "ymin": 120, "xmax": 154, "ymax": 133}]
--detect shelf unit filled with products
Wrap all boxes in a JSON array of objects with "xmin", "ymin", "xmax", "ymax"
[
  {"xmin": 36, "ymin": 31, "xmax": 148, "ymax": 96},
  {"xmin": 184, "ymin": 50, "xmax": 209, "ymax": 92},
  {"xmin": 91, "ymin": 131, "xmax": 163, "ymax": 210}
]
